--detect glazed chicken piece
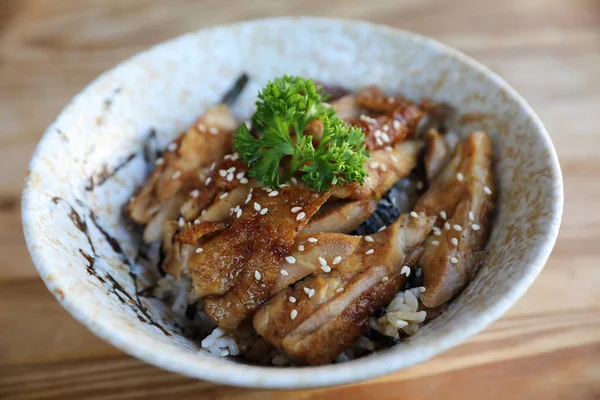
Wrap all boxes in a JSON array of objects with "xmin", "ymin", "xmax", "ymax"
[
  {"xmin": 189, "ymin": 186, "xmax": 331, "ymax": 330},
  {"xmin": 125, "ymin": 105, "xmax": 238, "ymax": 242},
  {"xmin": 423, "ymin": 128, "xmax": 452, "ymax": 183},
  {"xmin": 414, "ymin": 131, "xmax": 496, "ymax": 308},
  {"xmin": 302, "ymin": 199, "xmax": 377, "ymax": 234},
  {"xmin": 253, "ymin": 213, "xmax": 436, "ymax": 365},
  {"xmin": 272, "ymin": 232, "xmax": 362, "ymax": 293},
  {"xmin": 349, "ymin": 86, "xmax": 424, "ymax": 150},
  {"xmin": 331, "ymin": 140, "xmax": 423, "ymax": 200}
]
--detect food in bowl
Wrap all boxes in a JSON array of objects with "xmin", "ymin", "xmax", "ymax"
[{"xmin": 124, "ymin": 74, "xmax": 496, "ymax": 366}]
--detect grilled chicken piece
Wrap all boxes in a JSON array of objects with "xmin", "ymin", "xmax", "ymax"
[
  {"xmin": 179, "ymin": 156, "xmax": 249, "ymax": 222},
  {"xmin": 273, "ymin": 233, "xmax": 362, "ymax": 293},
  {"xmin": 126, "ymin": 105, "xmax": 238, "ymax": 241},
  {"xmin": 349, "ymin": 86, "xmax": 424, "ymax": 150},
  {"xmin": 332, "ymin": 140, "xmax": 423, "ymax": 200},
  {"xmin": 253, "ymin": 213, "xmax": 436, "ymax": 365},
  {"xmin": 194, "ymin": 186, "xmax": 331, "ymax": 329},
  {"xmin": 414, "ymin": 131, "xmax": 495, "ymax": 308},
  {"xmin": 423, "ymin": 129, "xmax": 451, "ymax": 183},
  {"xmin": 302, "ymin": 200, "xmax": 377, "ymax": 234}
]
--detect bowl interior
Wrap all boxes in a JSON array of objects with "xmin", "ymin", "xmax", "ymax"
[{"xmin": 22, "ymin": 17, "xmax": 562, "ymax": 389}]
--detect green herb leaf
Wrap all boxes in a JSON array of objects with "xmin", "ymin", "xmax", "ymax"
[{"xmin": 233, "ymin": 75, "xmax": 369, "ymax": 191}]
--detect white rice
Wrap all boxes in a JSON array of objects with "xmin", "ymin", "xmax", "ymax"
[{"xmin": 374, "ymin": 288, "xmax": 427, "ymax": 338}]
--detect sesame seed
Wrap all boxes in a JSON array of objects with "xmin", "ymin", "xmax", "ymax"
[
  {"xmin": 380, "ymin": 164, "xmax": 388, "ymax": 172},
  {"xmin": 365, "ymin": 249, "xmax": 374, "ymax": 255},
  {"xmin": 220, "ymin": 349, "xmax": 230, "ymax": 357},
  {"xmin": 309, "ymin": 289, "xmax": 315, "ymax": 297},
  {"xmin": 410, "ymin": 211, "xmax": 419, "ymax": 218},
  {"xmin": 391, "ymin": 155, "xmax": 399, "ymax": 162},
  {"xmin": 195, "ymin": 247, "xmax": 203, "ymax": 253},
  {"xmin": 224, "ymin": 154, "xmax": 232, "ymax": 160},
  {"xmin": 416, "ymin": 181, "xmax": 424, "ymax": 190},
  {"xmin": 381, "ymin": 133, "xmax": 391, "ymax": 142},
  {"xmin": 209, "ymin": 127, "xmax": 219, "ymax": 135},
  {"xmin": 451, "ymin": 237, "xmax": 458, "ymax": 246},
  {"xmin": 226, "ymin": 173, "xmax": 234, "ymax": 182},
  {"xmin": 172, "ymin": 170, "xmax": 181, "ymax": 179},
  {"xmin": 378, "ymin": 226, "xmax": 386, "ymax": 232},
  {"xmin": 373, "ymin": 130, "xmax": 381, "ymax": 138},
  {"xmin": 318, "ymin": 257, "xmax": 327, "ymax": 266},
  {"xmin": 433, "ymin": 229, "xmax": 441, "ymax": 237},
  {"xmin": 154, "ymin": 157, "xmax": 164, "ymax": 166},
  {"xmin": 290, "ymin": 309, "xmax": 298, "ymax": 320},
  {"xmin": 469, "ymin": 211, "xmax": 475, "ymax": 221},
  {"xmin": 178, "ymin": 217, "xmax": 184, "ymax": 227},
  {"xmin": 484, "ymin": 186, "xmax": 493, "ymax": 195},
  {"xmin": 291, "ymin": 206, "xmax": 302, "ymax": 213},
  {"xmin": 457, "ymin": 172, "xmax": 464, "ymax": 182},
  {"xmin": 268, "ymin": 191, "xmax": 279, "ymax": 197},
  {"xmin": 201, "ymin": 210, "xmax": 206, "ymax": 216},
  {"xmin": 444, "ymin": 222, "xmax": 451, "ymax": 230},
  {"xmin": 210, "ymin": 162, "xmax": 216, "ymax": 171},
  {"xmin": 472, "ymin": 224, "xmax": 481, "ymax": 231},
  {"xmin": 450, "ymin": 257, "xmax": 458, "ymax": 264},
  {"xmin": 296, "ymin": 212, "xmax": 306, "ymax": 221},
  {"xmin": 190, "ymin": 189, "xmax": 200, "ymax": 198},
  {"xmin": 205, "ymin": 177, "xmax": 212, "ymax": 186},
  {"xmin": 298, "ymin": 244, "xmax": 305, "ymax": 252},
  {"xmin": 384, "ymin": 146, "xmax": 393, "ymax": 152},
  {"xmin": 236, "ymin": 172, "xmax": 245, "ymax": 179},
  {"xmin": 321, "ymin": 265, "xmax": 332, "ymax": 273},
  {"xmin": 336, "ymin": 287, "xmax": 344, "ymax": 293},
  {"xmin": 285, "ymin": 256, "xmax": 296, "ymax": 264},
  {"xmin": 218, "ymin": 169, "xmax": 227, "ymax": 177},
  {"xmin": 254, "ymin": 270, "xmax": 261, "ymax": 280},
  {"xmin": 280, "ymin": 269, "xmax": 289, "ymax": 276},
  {"xmin": 416, "ymin": 268, "xmax": 422, "ymax": 277},
  {"xmin": 227, "ymin": 166, "xmax": 236, "ymax": 173},
  {"xmin": 382, "ymin": 124, "xmax": 389, "ymax": 132},
  {"xmin": 231, "ymin": 153, "xmax": 239, "ymax": 161},
  {"xmin": 236, "ymin": 209, "xmax": 242, "ymax": 218},
  {"xmin": 194, "ymin": 219, "xmax": 200, "ymax": 225},
  {"xmin": 240, "ymin": 178, "xmax": 248, "ymax": 186},
  {"xmin": 393, "ymin": 120, "xmax": 401, "ymax": 130},
  {"xmin": 308, "ymin": 237, "xmax": 318, "ymax": 243},
  {"xmin": 365, "ymin": 235, "xmax": 374, "ymax": 242},
  {"xmin": 419, "ymin": 286, "xmax": 426, "ymax": 292},
  {"xmin": 370, "ymin": 162, "xmax": 380, "ymax": 169},
  {"xmin": 382, "ymin": 277, "xmax": 389, "ymax": 283},
  {"xmin": 289, "ymin": 296, "xmax": 296, "ymax": 303},
  {"xmin": 254, "ymin": 202, "xmax": 261, "ymax": 211},
  {"xmin": 303, "ymin": 287, "xmax": 311, "ymax": 294},
  {"xmin": 453, "ymin": 224, "xmax": 463, "ymax": 231},
  {"xmin": 290, "ymin": 177, "xmax": 298, "ymax": 184},
  {"xmin": 376, "ymin": 137, "xmax": 383, "ymax": 146},
  {"xmin": 440, "ymin": 211, "xmax": 447, "ymax": 220},
  {"xmin": 167, "ymin": 143, "xmax": 177, "ymax": 151},
  {"xmin": 219, "ymin": 192, "xmax": 228, "ymax": 200},
  {"xmin": 260, "ymin": 208, "xmax": 269, "ymax": 215},
  {"xmin": 431, "ymin": 240, "xmax": 439, "ymax": 246},
  {"xmin": 197, "ymin": 124, "xmax": 206, "ymax": 132},
  {"xmin": 332, "ymin": 256, "xmax": 342, "ymax": 265},
  {"xmin": 401, "ymin": 265, "xmax": 411, "ymax": 277}
]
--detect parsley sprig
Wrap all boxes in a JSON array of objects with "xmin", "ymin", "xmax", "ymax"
[{"xmin": 233, "ymin": 75, "xmax": 369, "ymax": 191}]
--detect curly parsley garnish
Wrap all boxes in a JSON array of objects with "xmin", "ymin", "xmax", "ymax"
[{"xmin": 233, "ymin": 75, "xmax": 369, "ymax": 191}]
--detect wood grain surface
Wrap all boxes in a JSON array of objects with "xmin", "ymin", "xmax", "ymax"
[{"xmin": 1, "ymin": 0, "xmax": 599, "ymax": 399}]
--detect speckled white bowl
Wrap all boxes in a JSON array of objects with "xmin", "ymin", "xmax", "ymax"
[{"xmin": 22, "ymin": 17, "xmax": 563, "ymax": 389}]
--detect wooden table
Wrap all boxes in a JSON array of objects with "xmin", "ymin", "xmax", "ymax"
[{"xmin": 1, "ymin": 0, "xmax": 599, "ymax": 398}]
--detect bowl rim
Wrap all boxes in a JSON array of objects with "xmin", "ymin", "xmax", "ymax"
[{"xmin": 22, "ymin": 16, "xmax": 563, "ymax": 389}]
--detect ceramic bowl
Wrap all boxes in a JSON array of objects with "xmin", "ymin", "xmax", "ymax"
[{"xmin": 22, "ymin": 17, "xmax": 563, "ymax": 389}]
